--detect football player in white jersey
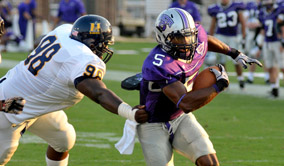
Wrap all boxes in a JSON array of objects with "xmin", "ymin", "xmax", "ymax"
[
  {"xmin": 0, "ymin": 16, "xmax": 26, "ymax": 116},
  {"xmin": 0, "ymin": 15, "xmax": 148, "ymax": 166}
]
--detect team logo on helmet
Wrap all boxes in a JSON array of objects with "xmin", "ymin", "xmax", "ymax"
[
  {"xmin": 90, "ymin": 22, "xmax": 101, "ymax": 34},
  {"xmin": 157, "ymin": 14, "xmax": 174, "ymax": 32}
]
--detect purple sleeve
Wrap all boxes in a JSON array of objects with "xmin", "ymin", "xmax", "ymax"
[
  {"xmin": 207, "ymin": 5, "xmax": 217, "ymax": 17},
  {"xmin": 77, "ymin": 0, "xmax": 86, "ymax": 14},
  {"xmin": 258, "ymin": 10, "xmax": 264, "ymax": 25}
]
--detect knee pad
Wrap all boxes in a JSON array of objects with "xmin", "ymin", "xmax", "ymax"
[{"xmin": 51, "ymin": 124, "xmax": 76, "ymax": 153}]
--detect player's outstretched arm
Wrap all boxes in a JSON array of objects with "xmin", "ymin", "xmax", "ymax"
[
  {"xmin": 76, "ymin": 78, "xmax": 148, "ymax": 123},
  {"xmin": 207, "ymin": 35, "xmax": 263, "ymax": 69}
]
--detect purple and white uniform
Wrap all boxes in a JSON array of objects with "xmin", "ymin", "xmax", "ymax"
[
  {"xmin": 244, "ymin": 1, "xmax": 261, "ymax": 56},
  {"xmin": 208, "ymin": 2, "xmax": 245, "ymax": 36},
  {"xmin": 258, "ymin": 6, "xmax": 284, "ymax": 68},
  {"xmin": 137, "ymin": 8, "xmax": 216, "ymax": 165},
  {"xmin": 207, "ymin": 2, "xmax": 245, "ymax": 64},
  {"xmin": 140, "ymin": 24, "xmax": 208, "ymax": 123},
  {"xmin": 259, "ymin": 6, "xmax": 284, "ymax": 42},
  {"xmin": 245, "ymin": 1, "xmax": 260, "ymax": 25}
]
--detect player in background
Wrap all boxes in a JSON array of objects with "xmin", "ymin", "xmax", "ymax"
[
  {"xmin": 243, "ymin": 0, "xmax": 265, "ymax": 84},
  {"xmin": 0, "ymin": 15, "xmax": 148, "ymax": 166},
  {"xmin": 1, "ymin": 1, "xmax": 27, "ymax": 52},
  {"xmin": 208, "ymin": 0, "xmax": 247, "ymax": 89},
  {"xmin": 54, "ymin": 0, "xmax": 86, "ymax": 28},
  {"xmin": 258, "ymin": 0, "xmax": 284, "ymax": 98},
  {"xmin": 18, "ymin": 0, "xmax": 33, "ymax": 40},
  {"xmin": 169, "ymin": 0, "xmax": 202, "ymax": 23},
  {"xmin": 121, "ymin": 8, "xmax": 262, "ymax": 166}
]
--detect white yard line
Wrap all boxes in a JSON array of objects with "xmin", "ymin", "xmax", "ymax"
[{"xmin": 1, "ymin": 59, "xmax": 284, "ymax": 99}]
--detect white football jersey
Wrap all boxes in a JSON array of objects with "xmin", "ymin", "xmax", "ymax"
[{"xmin": 0, "ymin": 24, "xmax": 106, "ymax": 124}]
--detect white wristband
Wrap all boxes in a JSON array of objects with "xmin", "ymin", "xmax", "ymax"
[{"xmin": 118, "ymin": 102, "xmax": 137, "ymax": 122}]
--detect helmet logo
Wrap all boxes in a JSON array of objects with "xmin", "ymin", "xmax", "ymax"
[
  {"xmin": 157, "ymin": 14, "xmax": 174, "ymax": 32},
  {"xmin": 90, "ymin": 23, "xmax": 101, "ymax": 34}
]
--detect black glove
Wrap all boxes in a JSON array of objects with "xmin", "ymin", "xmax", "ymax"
[
  {"xmin": 210, "ymin": 64, "xmax": 229, "ymax": 92},
  {"xmin": 121, "ymin": 73, "xmax": 142, "ymax": 90}
]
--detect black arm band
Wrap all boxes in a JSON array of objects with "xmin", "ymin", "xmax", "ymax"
[
  {"xmin": 227, "ymin": 48, "xmax": 240, "ymax": 59},
  {"xmin": 215, "ymin": 79, "xmax": 229, "ymax": 92}
]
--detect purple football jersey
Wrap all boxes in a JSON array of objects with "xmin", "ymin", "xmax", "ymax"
[
  {"xmin": 140, "ymin": 24, "xmax": 208, "ymax": 123},
  {"xmin": 258, "ymin": 7, "xmax": 284, "ymax": 42},
  {"xmin": 246, "ymin": 1, "xmax": 259, "ymax": 19},
  {"xmin": 208, "ymin": 2, "xmax": 245, "ymax": 36},
  {"xmin": 57, "ymin": 0, "xmax": 86, "ymax": 23}
]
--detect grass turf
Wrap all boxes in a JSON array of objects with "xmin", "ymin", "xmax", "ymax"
[{"xmin": 1, "ymin": 42, "xmax": 283, "ymax": 166}]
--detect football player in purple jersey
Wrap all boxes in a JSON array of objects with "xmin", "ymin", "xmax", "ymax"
[
  {"xmin": 122, "ymin": 8, "xmax": 262, "ymax": 166},
  {"xmin": 258, "ymin": 0, "xmax": 284, "ymax": 98},
  {"xmin": 243, "ymin": 0, "xmax": 269, "ymax": 84},
  {"xmin": 54, "ymin": 0, "xmax": 86, "ymax": 28},
  {"xmin": 208, "ymin": 0, "xmax": 247, "ymax": 90}
]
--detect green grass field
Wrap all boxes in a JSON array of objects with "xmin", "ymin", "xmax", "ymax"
[{"xmin": 1, "ymin": 41, "xmax": 284, "ymax": 166}]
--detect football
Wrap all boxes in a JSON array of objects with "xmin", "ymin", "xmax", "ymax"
[
  {"xmin": 191, "ymin": 66, "xmax": 220, "ymax": 108},
  {"xmin": 192, "ymin": 66, "xmax": 220, "ymax": 91}
]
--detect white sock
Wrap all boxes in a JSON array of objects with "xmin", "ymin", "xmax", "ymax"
[
  {"xmin": 270, "ymin": 83, "xmax": 278, "ymax": 89},
  {"xmin": 248, "ymin": 72, "xmax": 254, "ymax": 81},
  {"xmin": 46, "ymin": 154, "xmax": 69, "ymax": 166},
  {"xmin": 265, "ymin": 72, "xmax": 269, "ymax": 81},
  {"xmin": 276, "ymin": 78, "xmax": 280, "ymax": 87},
  {"xmin": 237, "ymin": 76, "xmax": 244, "ymax": 81}
]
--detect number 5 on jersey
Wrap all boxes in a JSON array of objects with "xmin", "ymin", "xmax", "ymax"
[{"xmin": 153, "ymin": 54, "xmax": 165, "ymax": 66}]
